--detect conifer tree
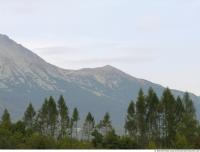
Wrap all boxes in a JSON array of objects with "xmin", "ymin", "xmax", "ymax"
[
  {"xmin": 82, "ymin": 112, "xmax": 95, "ymax": 141},
  {"xmin": 35, "ymin": 97, "xmax": 58, "ymax": 137},
  {"xmin": 98, "ymin": 112, "xmax": 112, "ymax": 136},
  {"xmin": 124, "ymin": 101, "xmax": 137, "ymax": 139},
  {"xmin": 136, "ymin": 89, "xmax": 146, "ymax": 146},
  {"xmin": 161, "ymin": 88, "xmax": 177, "ymax": 147},
  {"xmin": 177, "ymin": 92, "xmax": 198, "ymax": 147},
  {"xmin": 157, "ymin": 100, "xmax": 164, "ymax": 145},
  {"xmin": 35, "ymin": 98, "xmax": 49, "ymax": 134},
  {"xmin": 48, "ymin": 96, "xmax": 58, "ymax": 137},
  {"xmin": 24, "ymin": 103, "xmax": 36, "ymax": 129},
  {"xmin": 1, "ymin": 109, "xmax": 11, "ymax": 129},
  {"xmin": 146, "ymin": 88, "xmax": 159, "ymax": 143},
  {"xmin": 183, "ymin": 92, "xmax": 196, "ymax": 117},
  {"xmin": 57, "ymin": 95, "xmax": 69, "ymax": 138},
  {"xmin": 102, "ymin": 128, "xmax": 119, "ymax": 149},
  {"xmin": 69, "ymin": 118, "xmax": 74, "ymax": 141},
  {"xmin": 72, "ymin": 107, "xmax": 79, "ymax": 138},
  {"xmin": 175, "ymin": 96, "xmax": 185, "ymax": 124},
  {"xmin": 91, "ymin": 128, "xmax": 103, "ymax": 148}
]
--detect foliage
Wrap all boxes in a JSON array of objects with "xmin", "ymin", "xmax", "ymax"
[
  {"xmin": 98, "ymin": 112, "xmax": 112, "ymax": 136},
  {"xmin": 72, "ymin": 107, "xmax": 79, "ymax": 138},
  {"xmin": 124, "ymin": 101, "xmax": 137, "ymax": 138},
  {"xmin": 24, "ymin": 133, "xmax": 56, "ymax": 149},
  {"xmin": 0, "ymin": 88, "xmax": 200, "ymax": 149},
  {"xmin": 82, "ymin": 112, "xmax": 95, "ymax": 141},
  {"xmin": 57, "ymin": 95, "xmax": 69, "ymax": 138},
  {"xmin": 24, "ymin": 103, "xmax": 36, "ymax": 129}
]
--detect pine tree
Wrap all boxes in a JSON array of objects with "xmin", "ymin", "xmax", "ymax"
[
  {"xmin": 1, "ymin": 109, "xmax": 11, "ymax": 129},
  {"xmin": 69, "ymin": 118, "xmax": 74, "ymax": 141},
  {"xmin": 24, "ymin": 103, "xmax": 36, "ymax": 129},
  {"xmin": 35, "ymin": 98, "xmax": 49, "ymax": 135},
  {"xmin": 177, "ymin": 92, "xmax": 198, "ymax": 147},
  {"xmin": 72, "ymin": 107, "xmax": 79, "ymax": 138},
  {"xmin": 98, "ymin": 112, "xmax": 112, "ymax": 136},
  {"xmin": 183, "ymin": 92, "xmax": 196, "ymax": 117},
  {"xmin": 35, "ymin": 97, "xmax": 58, "ymax": 137},
  {"xmin": 48, "ymin": 96, "xmax": 58, "ymax": 137},
  {"xmin": 175, "ymin": 96, "xmax": 185, "ymax": 124},
  {"xmin": 91, "ymin": 129, "xmax": 103, "ymax": 148},
  {"xmin": 102, "ymin": 129, "xmax": 119, "ymax": 149},
  {"xmin": 136, "ymin": 89, "xmax": 146, "ymax": 146},
  {"xmin": 146, "ymin": 88, "xmax": 159, "ymax": 144},
  {"xmin": 82, "ymin": 112, "xmax": 95, "ymax": 141},
  {"xmin": 161, "ymin": 88, "xmax": 177, "ymax": 147},
  {"xmin": 124, "ymin": 101, "xmax": 137, "ymax": 139},
  {"xmin": 157, "ymin": 100, "xmax": 164, "ymax": 147},
  {"xmin": 57, "ymin": 95, "xmax": 69, "ymax": 138}
]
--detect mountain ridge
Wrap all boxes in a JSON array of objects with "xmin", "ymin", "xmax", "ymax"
[{"xmin": 0, "ymin": 34, "xmax": 199, "ymax": 132}]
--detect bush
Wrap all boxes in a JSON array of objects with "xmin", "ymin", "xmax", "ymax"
[
  {"xmin": 57, "ymin": 138, "xmax": 93, "ymax": 149},
  {"xmin": 118, "ymin": 136, "xmax": 139, "ymax": 149},
  {"xmin": 24, "ymin": 133, "xmax": 56, "ymax": 149},
  {"xmin": 0, "ymin": 128, "xmax": 16, "ymax": 149}
]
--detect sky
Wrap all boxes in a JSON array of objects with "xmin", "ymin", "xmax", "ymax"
[{"xmin": 0, "ymin": 0, "xmax": 200, "ymax": 95}]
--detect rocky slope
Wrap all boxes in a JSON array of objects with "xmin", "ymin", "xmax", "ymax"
[{"xmin": 0, "ymin": 34, "xmax": 199, "ymax": 132}]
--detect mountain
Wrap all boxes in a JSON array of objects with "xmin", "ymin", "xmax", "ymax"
[{"xmin": 0, "ymin": 34, "xmax": 200, "ymax": 133}]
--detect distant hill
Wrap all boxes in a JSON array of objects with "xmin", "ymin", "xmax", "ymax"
[{"xmin": 0, "ymin": 34, "xmax": 199, "ymax": 133}]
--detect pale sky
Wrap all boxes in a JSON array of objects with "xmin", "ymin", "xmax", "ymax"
[{"xmin": 0, "ymin": 0, "xmax": 200, "ymax": 95}]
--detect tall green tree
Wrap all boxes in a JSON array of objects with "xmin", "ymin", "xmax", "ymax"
[
  {"xmin": 57, "ymin": 95, "xmax": 69, "ymax": 138},
  {"xmin": 82, "ymin": 112, "xmax": 95, "ymax": 141},
  {"xmin": 177, "ymin": 92, "xmax": 198, "ymax": 147},
  {"xmin": 146, "ymin": 88, "xmax": 159, "ymax": 144},
  {"xmin": 35, "ymin": 98, "xmax": 49, "ymax": 135},
  {"xmin": 72, "ymin": 107, "xmax": 79, "ymax": 138},
  {"xmin": 1, "ymin": 109, "xmax": 11, "ymax": 129},
  {"xmin": 157, "ymin": 100, "xmax": 164, "ymax": 146},
  {"xmin": 124, "ymin": 101, "xmax": 137, "ymax": 139},
  {"xmin": 175, "ymin": 96, "xmax": 185, "ymax": 124},
  {"xmin": 23, "ymin": 103, "xmax": 36, "ymax": 129},
  {"xmin": 0, "ymin": 128, "xmax": 15, "ymax": 149},
  {"xmin": 161, "ymin": 88, "xmax": 177, "ymax": 147},
  {"xmin": 48, "ymin": 96, "xmax": 58, "ymax": 137},
  {"xmin": 35, "ymin": 97, "xmax": 58, "ymax": 137},
  {"xmin": 102, "ymin": 129, "xmax": 119, "ymax": 149},
  {"xmin": 136, "ymin": 89, "xmax": 146, "ymax": 146},
  {"xmin": 69, "ymin": 118, "xmax": 74, "ymax": 143},
  {"xmin": 98, "ymin": 112, "xmax": 112, "ymax": 136},
  {"xmin": 91, "ymin": 129, "xmax": 103, "ymax": 148},
  {"xmin": 183, "ymin": 92, "xmax": 196, "ymax": 118}
]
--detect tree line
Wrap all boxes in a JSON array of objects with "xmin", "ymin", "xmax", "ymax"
[{"xmin": 0, "ymin": 88, "xmax": 200, "ymax": 149}]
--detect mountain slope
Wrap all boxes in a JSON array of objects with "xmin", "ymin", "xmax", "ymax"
[{"xmin": 0, "ymin": 34, "xmax": 199, "ymax": 132}]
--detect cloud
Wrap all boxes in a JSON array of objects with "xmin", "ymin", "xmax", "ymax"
[
  {"xmin": 33, "ymin": 42, "xmax": 157, "ymax": 69},
  {"xmin": 59, "ymin": 56, "xmax": 155, "ymax": 64},
  {"xmin": 34, "ymin": 47, "xmax": 80, "ymax": 55}
]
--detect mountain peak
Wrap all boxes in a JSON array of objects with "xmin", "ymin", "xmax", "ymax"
[
  {"xmin": 77, "ymin": 65, "xmax": 118, "ymax": 73},
  {"xmin": 103, "ymin": 65, "xmax": 114, "ymax": 68},
  {"xmin": 100, "ymin": 65, "xmax": 118, "ymax": 70},
  {"xmin": 0, "ymin": 34, "xmax": 15, "ymax": 44},
  {"xmin": 0, "ymin": 34, "xmax": 65, "ymax": 91},
  {"xmin": 0, "ymin": 33, "xmax": 10, "ymax": 39},
  {"xmin": 95, "ymin": 65, "xmax": 119, "ymax": 71}
]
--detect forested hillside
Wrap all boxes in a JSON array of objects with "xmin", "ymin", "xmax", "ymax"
[{"xmin": 0, "ymin": 88, "xmax": 200, "ymax": 149}]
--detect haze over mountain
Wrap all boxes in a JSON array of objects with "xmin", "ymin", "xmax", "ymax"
[{"xmin": 0, "ymin": 34, "xmax": 200, "ymax": 132}]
